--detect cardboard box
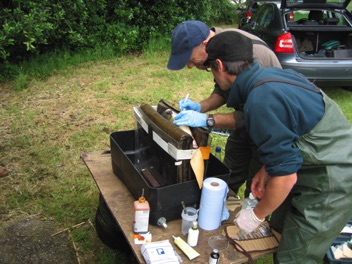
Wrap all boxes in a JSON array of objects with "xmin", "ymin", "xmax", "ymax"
[{"xmin": 333, "ymin": 49, "xmax": 352, "ymax": 58}]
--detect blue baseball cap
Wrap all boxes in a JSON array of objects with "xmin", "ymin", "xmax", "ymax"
[{"xmin": 167, "ymin": 20, "xmax": 210, "ymax": 70}]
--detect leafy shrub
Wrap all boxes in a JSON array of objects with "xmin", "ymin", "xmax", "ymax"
[
  {"xmin": 0, "ymin": 0, "xmax": 235, "ymax": 66},
  {"xmin": 209, "ymin": 0, "xmax": 238, "ymax": 25}
]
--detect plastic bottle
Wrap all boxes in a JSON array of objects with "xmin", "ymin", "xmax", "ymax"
[
  {"xmin": 187, "ymin": 221, "xmax": 199, "ymax": 247},
  {"xmin": 241, "ymin": 192, "xmax": 258, "ymax": 210},
  {"xmin": 209, "ymin": 249, "xmax": 220, "ymax": 264},
  {"xmin": 133, "ymin": 189, "xmax": 150, "ymax": 233},
  {"xmin": 215, "ymin": 146, "xmax": 222, "ymax": 161}
]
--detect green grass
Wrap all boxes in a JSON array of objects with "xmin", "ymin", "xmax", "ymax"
[{"xmin": 1, "ymin": 35, "xmax": 352, "ymax": 263}]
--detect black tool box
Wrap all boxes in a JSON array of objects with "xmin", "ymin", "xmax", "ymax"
[
  {"xmin": 110, "ymin": 128, "xmax": 230, "ymax": 226},
  {"xmin": 110, "ymin": 101, "xmax": 230, "ymax": 225}
]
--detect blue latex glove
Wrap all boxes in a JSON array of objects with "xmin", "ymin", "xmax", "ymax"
[
  {"xmin": 173, "ymin": 110, "xmax": 206, "ymax": 127},
  {"xmin": 178, "ymin": 98, "xmax": 201, "ymax": 112},
  {"xmin": 234, "ymin": 208, "xmax": 263, "ymax": 234}
]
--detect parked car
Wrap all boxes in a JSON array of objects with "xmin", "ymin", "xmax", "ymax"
[
  {"xmin": 241, "ymin": 0, "xmax": 352, "ymax": 87},
  {"xmin": 237, "ymin": 0, "xmax": 280, "ymax": 28}
]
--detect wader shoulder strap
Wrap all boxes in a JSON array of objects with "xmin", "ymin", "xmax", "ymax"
[
  {"xmin": 253, "ymin": 77, "xmax": 321, "ymax": 94},
  {"xmin": 252, "ymin": 39, "xmax": 270, "ymax": 49}
]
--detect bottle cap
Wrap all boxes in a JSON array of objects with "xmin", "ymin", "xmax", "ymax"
[
  {"xmin": 192, "ymin": 221, "xmax": 198, "ymax": 228},
  {"xmin": 138, "ymin": 188, "xmax": 146, "ymax": 202},
  {"xmin": 249, "ymin": 192, "xmax": 255, "ymax": 200}
]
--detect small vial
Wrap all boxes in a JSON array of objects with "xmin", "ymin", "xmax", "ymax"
[
  {"xmin": 215, "ymin": 146, "xmax": 222, "ymax": 161},
  {"xmin": 187, "ymin": 221, "xmax": 199, "ymax": 247},
  {"xmin": 209, "ymin": 249, "xmax": 220, "ymax": 264},
  {"xmin": 157, "ymin": 217, "xmax": 168, "ymax": 228}
]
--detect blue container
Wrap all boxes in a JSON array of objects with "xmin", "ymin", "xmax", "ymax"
[{"xmin": 326, "ymin": 236, "xmax": 352, "ymax": 264}]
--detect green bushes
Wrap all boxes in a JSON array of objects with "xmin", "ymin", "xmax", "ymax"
[{"xmin": 0, "ymin": 0, "xmax": 237, "ymax": 82}]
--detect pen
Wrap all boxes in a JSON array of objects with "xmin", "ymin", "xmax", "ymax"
[
  {"xmin": 184, "ymin": 93, "xmax": 190, "ymax": 103},
  {"xmin": 183, "ymin": 93, "xmax": 190, "ymax": 111}
]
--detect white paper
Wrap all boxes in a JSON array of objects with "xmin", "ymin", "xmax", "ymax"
[
  {"xmin": 341, "ymin": 224, "xmax": 352, "ymax": 234},
  {"xmin": 141, "ymin": 240, "xmax": 180, "ymax": 264}
]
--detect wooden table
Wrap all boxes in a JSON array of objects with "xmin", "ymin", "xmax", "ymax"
[{"xmin": 81, "ymin": 151, "xmax": 275, "ymax": 263}]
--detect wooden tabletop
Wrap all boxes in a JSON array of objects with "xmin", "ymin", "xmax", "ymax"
[{"xmin": 81, "ymin": 151, "xmax": 275, "ymax": 263}]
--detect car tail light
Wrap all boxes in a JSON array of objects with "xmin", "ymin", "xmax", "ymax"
[
  {"xmin": 289, "ymin": 12, "xmax": 294, "ymax": 21},
  {"xmin": 245, "ymin": 11, "xmax": 252, "ymax": 21},
  {"xmin": 274, "ymin": 32, "xmax": 294, "ymax": 53}
]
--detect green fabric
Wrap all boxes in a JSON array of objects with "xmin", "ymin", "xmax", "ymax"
[{"xmin": 271, "ymin": 91, "xmax": 352, "ymax": 263}]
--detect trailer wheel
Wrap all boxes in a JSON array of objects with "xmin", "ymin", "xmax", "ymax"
[{"xmin": 95, "ymin": 194, "xmax": 128, "ymax": 251}]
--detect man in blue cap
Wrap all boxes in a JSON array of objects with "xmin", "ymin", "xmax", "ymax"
[
  {"xmin": 168, "ymin": 20, "xmax": 281, "ymax": 70},
  {"xmin": 176, "ymin": 29, "xmax": 352, "ymax": 263},
  {"xmin": 168, "ymin": 20, "xmax": 281, "ymax": 198}
]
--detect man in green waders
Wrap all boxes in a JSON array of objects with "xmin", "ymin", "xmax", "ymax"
[{"xmin": 173, "ymin": 31, "xmax": 352, "ymax": 263}]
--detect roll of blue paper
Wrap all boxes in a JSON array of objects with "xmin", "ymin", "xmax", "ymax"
[{"xmin": 198, "ymin": 177, "xmax": 228, "ymax": 230}]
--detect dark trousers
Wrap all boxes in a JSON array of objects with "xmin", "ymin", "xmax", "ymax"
[{"xmin": 223, "ymin": 127, "xmax": 262, "ymax": 197}]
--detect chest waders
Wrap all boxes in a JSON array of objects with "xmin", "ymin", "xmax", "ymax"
[{"xmin": 253, "ymin": 79, "xmax": 352, "ymax": 263}]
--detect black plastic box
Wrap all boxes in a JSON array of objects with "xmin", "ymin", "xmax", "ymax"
[{"xmin": 110, "ymin": 129, "xmax": 230, "ymax": 225}]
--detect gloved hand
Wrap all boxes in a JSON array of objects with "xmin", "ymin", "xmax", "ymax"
[
  {"xmin": 178, "ymin": 98, "xmax": 201, "ymax": 112},
  {"xmin": 173, "ymin": 110, "xmax": 206, "ymax": 127},
  {"xmin": 234, "ymin": 208, "xmax": 263, "ymax": 233}
]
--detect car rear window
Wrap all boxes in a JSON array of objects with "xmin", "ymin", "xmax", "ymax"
[{"xmin": 286, "ymin": 10, "xmax": 348, "ymax": 26}]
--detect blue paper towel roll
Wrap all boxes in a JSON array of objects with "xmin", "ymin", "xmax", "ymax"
[{"xmin": 198, "ymin": 177, "xmax": 229, "ymax": 230}]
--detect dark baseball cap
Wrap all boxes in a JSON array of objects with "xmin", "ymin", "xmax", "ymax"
[
  {"xmin": 205, "ymin": 31, "xmax": 253, "ymax": 65},
  {"xmin": 167, "ymin": 20, "xmax": 210, "ymax": 70}
]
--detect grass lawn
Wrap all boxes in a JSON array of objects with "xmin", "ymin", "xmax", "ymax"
[{"xmin": 1, "ymin": 46, "xmax": 352, "ymax": 263}]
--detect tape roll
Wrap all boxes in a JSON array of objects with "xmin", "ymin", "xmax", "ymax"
[{"xmin": 198, "ymin": 177, "xmax": 228, "ymax": 230}]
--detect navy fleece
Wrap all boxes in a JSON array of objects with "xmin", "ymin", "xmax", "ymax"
[{"xmin": 227, "ymin": 63, "xmax": 324, "ymax": 176}]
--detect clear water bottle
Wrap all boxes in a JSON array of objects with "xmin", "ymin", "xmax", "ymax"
[
  {"xmin": 241, "ymin": 192, "xmax": 258, "ymax": 209},
  {"xmin": 215, "ymin": 146, "xmax": 222, "ymax": 161}
]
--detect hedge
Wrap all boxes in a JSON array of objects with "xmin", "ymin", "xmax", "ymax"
[{"xmin": 0, "ymin": 0, "xmax": 237, "ymax": 63}]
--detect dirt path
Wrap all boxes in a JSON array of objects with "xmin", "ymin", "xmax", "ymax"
[{"xmin": 0, "ymin": 216, "xmax": 77, "ymax": 264}]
